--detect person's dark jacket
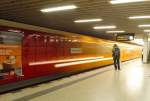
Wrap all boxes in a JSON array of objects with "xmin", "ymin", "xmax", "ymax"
[{"xmin": 112, "ymin": 47, "xmax": 120, "ymax": 58}]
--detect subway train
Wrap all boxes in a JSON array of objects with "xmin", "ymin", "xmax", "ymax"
[{"xmin": 0, "ymin": 19, "xmax": 142, "ymax": 93}]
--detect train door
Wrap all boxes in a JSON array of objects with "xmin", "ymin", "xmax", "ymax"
[{"xmin": 0, "ymin": 31, "xmax": 23, "ymax": 81}]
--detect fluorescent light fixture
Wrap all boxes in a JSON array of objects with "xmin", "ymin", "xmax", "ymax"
[
  {"xmin": 128, "ymin": 15, "xmax": 150, "ymax": 19},
  {"xmin": 106, "ymin": 30, "xmax": 125, "ymax": 33},
  {"xmin": 144, "ymin": 30, "xmax": 150, "ymax": 32},
  {"xmin": 129, "ymin": 36, "xmax": 134, "ymax": 40},
  {"xmin": 110, "ymin": 0, "xmax": 149, "ymax": 4},
  {"xmin": 40, "ymin": 5, "xmax": 77, "ymax": 13},
  {"xmin": 74, "ymin": 19, "xmax": 103, "ymax": 23},
  {"xmin": 138, "ymin": 24, "xmax": 150, "ymax": 27},
  {"xmin": 94, "ymin": 25, "xmax": 117, "ymax": 30}
]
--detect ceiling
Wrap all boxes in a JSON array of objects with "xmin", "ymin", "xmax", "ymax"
[{"xmin": 0, "ymin": 0, "xmax": 150, "ymax": 40}]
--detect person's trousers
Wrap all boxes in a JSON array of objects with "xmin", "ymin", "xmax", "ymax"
[{"xmin": 113, "ymin": 57, "xmax": 120, "ymax": 70}]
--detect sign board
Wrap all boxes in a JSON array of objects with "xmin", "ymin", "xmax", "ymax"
[
  {"xmin": 70, "ymin": 48, "xmax": 82, "ymax": 54},
  {"xmin": 116, "ymin": 33, "xmax": 135, "ymax": 41}
]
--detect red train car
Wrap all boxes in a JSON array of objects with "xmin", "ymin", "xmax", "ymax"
[{"xmin": 0, "ymin": 19, "xmax": 142, "ymax": 93}]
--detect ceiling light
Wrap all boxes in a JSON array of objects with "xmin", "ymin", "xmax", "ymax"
[
  {"xmin": 128, "ymin": 15, "xmax": 150, "ymax": 19},
  {"xmin": 106, "ymin": 30, "xmax": 125, "ymax": 33},
  {"xmin": 93, "ymin": 26, "xmax": 117, "ymax": 30},
  {"xmin": 144, "ymin": 30, "xmax": 150, "ymax": 32},
  {"xmin": 40, "ymin": 5, "xmax": 77, "ymax": 13},
  {"xmin": 74, "ymin": 19, "xmax": 103, "ymax": 23},
  {"xmin": 138, "ymin": 24, "xmax": 150, "ymax": 27},
  {"xmin": 110, "ymin": 0, "xmax": 149, "ymax": 4},
  {"xmin": 129, "ymin": 36, "xmax": 134, "ymax": 40}
]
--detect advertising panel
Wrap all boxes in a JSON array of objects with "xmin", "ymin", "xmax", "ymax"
[{"xmin": 0, "ymin": 31, "xmax": 22, "ymax": 80}]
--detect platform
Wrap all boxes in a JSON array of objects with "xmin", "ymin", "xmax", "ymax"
[{"xmin": 1, "ymin": 59, "xmax": 150, "ymax": 101}]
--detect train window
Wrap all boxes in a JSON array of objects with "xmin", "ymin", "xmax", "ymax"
[
  {"xmin": 0, "ymin": 31, "xmax": 22, "ymax": 45},
  {"xmin": 0, "ymin": 31, "xmax": 23, "ymax": 80},
  {"xmin": 56, "ymin": 39, "xmax": 59, "ymax": 42}
]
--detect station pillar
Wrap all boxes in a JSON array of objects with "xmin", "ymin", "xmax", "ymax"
[{"xmin": 143, "ymin": 34, "xmax": 149, "ymax": 63}]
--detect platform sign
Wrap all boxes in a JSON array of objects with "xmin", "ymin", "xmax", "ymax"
[{"xmin": 116, "ymin": 33, "xmax": 134, "ymax": 41}]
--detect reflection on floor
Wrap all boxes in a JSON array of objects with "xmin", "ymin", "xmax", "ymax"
[{"xmin": 1, "ymin": 59, "xmax": 150, "ymax": 101}]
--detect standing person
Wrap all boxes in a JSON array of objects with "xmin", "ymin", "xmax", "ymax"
[
  {"xmin": 112, "ymin": 44, "xmax": 120, "ymax": 70},
  {"xmin": 141, "ymin": 48, "xmax": 143, "ymax": 62}
]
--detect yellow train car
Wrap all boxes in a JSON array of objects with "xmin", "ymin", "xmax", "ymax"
[{"xmin": 0, "ymin": 19, "xmax": 142, "ymax": 93}]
